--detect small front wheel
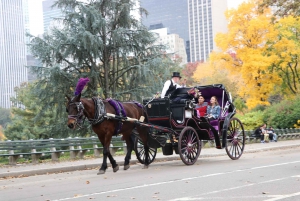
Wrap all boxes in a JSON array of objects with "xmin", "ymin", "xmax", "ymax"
[
  {"xmin": 134, "ymin": 137, "xmax": 157, "ymax": 164},
  {"xmin": 178, "ymin": 126, "xmax": 201, "ymax": 165}
]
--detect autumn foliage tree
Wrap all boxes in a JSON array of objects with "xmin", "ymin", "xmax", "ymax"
[
  {"xmin": 260, "ymin": 0, "xmax": 300, "ymax": 17},
  {"xmin": 181, "ymin": 62, "xmax": 201, "ymax": 86},
  {"xmin": 192, "ymin": 59, "xmax": 241, "ymax": 99},
  {"xmin": 267, "ymin": 16, "xmax": 300, "ymax": 95},
  {"xmin": 211, "ymin": 0, "xmax": 281, "ymax": 109},
  {"xmin": 0, "ymin": 126, "xmax": 5, "ymax": 141}
]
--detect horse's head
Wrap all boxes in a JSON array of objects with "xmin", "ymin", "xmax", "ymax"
[{"xmin": 66, "ymin": 94, "xmax": 85, "ymax": 129}]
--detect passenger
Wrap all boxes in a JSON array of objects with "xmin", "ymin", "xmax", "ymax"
[
  {"xmin": 195, "ymin": 95, "xmax": 208, "ymax": 118},
  {"xmin": 206, "ymin": 96, "xmax": 221, "ymax": 121},
  {"xmin": 160, "ymin": 72, "xmax": 186, "ymax": 98}
]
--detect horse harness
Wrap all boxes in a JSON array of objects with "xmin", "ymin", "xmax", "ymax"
[
  {"xmin": 68, "ymin": 97, "xmax": 127, "ymax": 135},
  {"xmin": 88, "ymin": 97, "xmax": 106, "ymax": 125},
  {"xmin": 67, "ymin": 99, "xmax": 86, "ymax": 128}
]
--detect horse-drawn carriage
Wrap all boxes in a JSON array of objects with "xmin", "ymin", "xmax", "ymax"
[
  {"xmin": 67, "ymin": 79, "xmax": 245, "ymax": 174},
  {"xmin": 133, "ymin": 84, "xmax": 245, "ymax": 165}
]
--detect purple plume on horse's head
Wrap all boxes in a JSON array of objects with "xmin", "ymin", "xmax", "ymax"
[{"xmin": 74, "ymin": 77, "xmax": 90, "ymax": 96}]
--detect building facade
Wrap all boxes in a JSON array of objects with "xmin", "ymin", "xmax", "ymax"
[
  {"xmin": 42, "ymin": 0, "xmax": 62, "ymax": 32},
  {"xmin": 150, "ymin": 27, "xmax": 187, "ymax": 65},
  {"xmin": 0, "ymin": 0, "xmax": 27, "ymax": 108},
  {"xmin": 140, "ymin": 0, "xmax": 190, "ymax": 62},
  {"xmin": 188, "ymin": 0, "xmax": 227, "ymax": 62}
]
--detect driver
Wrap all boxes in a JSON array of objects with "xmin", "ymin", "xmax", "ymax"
[{"xmin": 160, "ymin": 72, "xmax": 185, "ymax": 98}]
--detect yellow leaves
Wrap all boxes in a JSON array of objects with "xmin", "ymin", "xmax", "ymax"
[
  {"xmin": 0, "ymin": 126, "xmax": 6, "ymax": 141},
  {"xmin": 209, "ymin": 0, "xmax": 283, "ymax": 109}
]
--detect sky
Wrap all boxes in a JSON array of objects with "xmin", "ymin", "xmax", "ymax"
[
  {"xmin": 27, "ymin": 0, "xmax": 247, "ymax": 36},
  {"xmin": 28, "ymin": 0, "xmax": 43, "ymax": 36},
  {"xmin": 228, "ymin": 0, "xmax": 247, "ymax": 9}
]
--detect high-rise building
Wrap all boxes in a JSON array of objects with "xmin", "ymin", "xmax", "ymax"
[
  {"xmin": 150, "ymin": 26, "xmax": 187, "ymax": 65},
  {"xmin": 0, "ymin": 0, "xmax": 27, "ymax": 108},
  {"xmin": 42, "ymin": 0, "xmax": 62, "ymax": 32},
  {"xmin": 188, "ymin": 0, "xmax": 228, "ymax": 62},
  {"xmin": 140, "ymin": 0, "xmax": 190, "ymax": 62}
]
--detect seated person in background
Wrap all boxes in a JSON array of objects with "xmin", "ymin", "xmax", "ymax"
[
  {"xmin": 206, "ymin": 96, "xmax": 221, "ymax": 121},
  {"xmin": 256, "ymin": 123, "xmax": 273, "ymax": 143},
  {"xmin": 254, "ymin": 125, "xmax": 264, "ymax": 142},
  {"xmin": 267, "ymin": 126, "xmax": 277, "ymax": 142},
  {"xmin": 195, "ymin": 95, "xmax": 208, "ymax": 118}
]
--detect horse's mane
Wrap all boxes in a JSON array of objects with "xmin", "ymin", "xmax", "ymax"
[{"xmin": 75, "ymin": 78, "xmax": 90, "ymax": 96}]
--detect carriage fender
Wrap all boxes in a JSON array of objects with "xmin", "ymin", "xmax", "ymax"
[{"xmin": 221, "ymin": 112, "xmax": 235, "ymax": 148}]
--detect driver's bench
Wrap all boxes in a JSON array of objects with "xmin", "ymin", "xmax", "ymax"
[{"xmin": 169, "ymin": 88, "xmax": 194, "ymax": 123}]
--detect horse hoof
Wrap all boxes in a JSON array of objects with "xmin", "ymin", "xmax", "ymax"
[
  {"xmin": 97, "ymin": 170, "xmax": 106, "ymax": 175},
  {"xmin": 113, "ymin": 165, "xmax": 119, "ymax": 172},
  {"xmin": 142, "ymin": 165, "xmax": 148, "ymax": 169},
  {"xmin": 124, "ymin": 164, "xmax": 130, "ymax": 170}
]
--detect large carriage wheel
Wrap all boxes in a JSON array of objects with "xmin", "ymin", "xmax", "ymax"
[
  {"xmin": 134, "ymin": 137, "xmax": 157, "ymax": 165},
  {"xmin": 225, "ymin": 117, "xmax": 245, "ymax": 160},
  {"xmin": 178, "ymin": 126, "xmax": 201, "ymax": 165}
]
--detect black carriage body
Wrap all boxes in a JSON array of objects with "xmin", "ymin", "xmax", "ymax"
[
  {"xmin": 137, "ymin": 84, "xmax": 245, "ymax": 163},
  {"xmin": 144, "ymin": 84, "xmax": 236, "ymax": 140},
  {"xmin": 143, "ymin": 98, "xmax": 171, "ymax": 128}
]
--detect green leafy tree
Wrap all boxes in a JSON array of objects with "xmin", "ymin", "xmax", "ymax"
[
  {"xmin": 236, "ymin": 111, "xmax": 265, "ymax": 130},
  {"xmin": 260, "ymin": 0, "xmax": 300, "ymax": 17},
  {"xmin": 25, "ymin": 0, "xmax": 177, "ymax": 136},
  {"xmin": 4, "ymin": 83, "xmax": 88, "ymax": 140},
  {"xmin": 263, "ymin": 97, "xmax": 300, "ymax": 128},
  {"xmin": 0, "ymin": 107, "xmax": 11, "ymax": 128},
  {"xmin": 233, "ymin": 97, "xmax": 247, "ymax": 114}
]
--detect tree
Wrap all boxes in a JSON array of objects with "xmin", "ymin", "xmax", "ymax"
[
  {"xmin": 211, "ymin": 0, "xmax": 280, "ymax": 109},
  {"xmin": 4, "ymin": 83, "xmax": 88, "ymax": 140},
  {"xmin": 0, "ymin": 107, "xmax": 11, "ymax": 128},
  {"xmin": 181, "ymin": 62, "xmax": 201, "ymax": 86},
  {"xmin": 267, "ymin": 16, "xmax": 300, "ymax": 95},
  {"xmin": 0, "ymin": 125, "xmax": 5, "ymax": 141},
  {"xmin": 26, "ymin": 0, "xmax": 175, "ymax": 137},
  {"xmin": 260, "ymin": 0, "xmax": 300, "ymax": 17},
  {"xmin": 193, "ymin": 58, "xmax": 241, "ymax": 100}
]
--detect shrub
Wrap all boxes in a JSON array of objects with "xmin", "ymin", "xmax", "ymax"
[
  {"xmin": 235, "ymin": 111, "xmax": 264, "ymax": 130},
  {"xmin": 263, "ymin": 97, "xmax": 300, "ymax": 128}
]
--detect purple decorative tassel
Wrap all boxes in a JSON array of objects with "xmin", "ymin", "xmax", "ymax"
[{"xmin": 74, "ymin": 77, "xmax": 90, "ymax": 96}]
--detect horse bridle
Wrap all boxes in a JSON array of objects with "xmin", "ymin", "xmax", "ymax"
[{"xmin": 67, "ymin": 101, "xmax": 86, "ymax": 128}]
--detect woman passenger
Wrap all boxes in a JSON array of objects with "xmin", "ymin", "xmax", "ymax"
[
  {"xmin": 195, "ymin": 95, "xmax": 208, "ymax": 118},
  {"xmin": 206, "ymin": 96, "xmax": 221, "ymax": 120}
]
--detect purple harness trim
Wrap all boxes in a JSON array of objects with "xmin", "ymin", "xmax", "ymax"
[
  {"xmin": 107, "ymin": 98, "xmax": 126, "ymax": 117},
  {"xmin": 107, "ymin": 98, "xmax": 127, "ymax": 135},
  {"xmin": 133, "ymin": 101, "xmax": 143, "ymax": 108}
]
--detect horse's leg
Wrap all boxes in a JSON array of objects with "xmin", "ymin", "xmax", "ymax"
[
  {"xmin": 107, "ymin": 151, "xmax": 119, "ymax": 172},
  {"xmin": 98, "ymin": 142, "xmax": 119, "ymax": 174},
  {"xmin": 123, "ymin": 133, "xmax": 135, "ymax": 170},
  {"xmin": 138, "ymin": 126, "xmax": 150, "ymax": 169},
  {"xmin": 143, "ymin": 144, "xmax": 150, "ymax": 169},
  {"xmin": 98, "ymin": 146, "xmax": 108, "ymax": 175}
]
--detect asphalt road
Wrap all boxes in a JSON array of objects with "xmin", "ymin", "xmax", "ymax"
[{"xmin": 1, "ymin": 146, "xmax": 300, "ymax": 201}]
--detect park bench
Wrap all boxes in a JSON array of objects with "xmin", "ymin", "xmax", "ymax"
[{"xmin": 0, "ymin": 136, "xmax": 124, "ymax": 165}]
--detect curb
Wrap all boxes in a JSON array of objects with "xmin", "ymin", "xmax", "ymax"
[{"xmin": 1, "ymin": 143, "xmax": 300, "ymax": 178}]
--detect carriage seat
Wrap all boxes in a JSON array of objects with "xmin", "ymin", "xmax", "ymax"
[
  {"xmin": 170, "ymin": 87, "xmax": 191, "ymax": 98},
  {"xmin": 210, "ymin": 119, "xmax": 219, "ymax": 131}
]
